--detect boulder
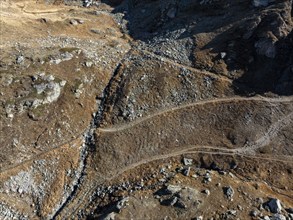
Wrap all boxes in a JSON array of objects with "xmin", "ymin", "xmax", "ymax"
[{"xmin": 267, "ymin": 198, "xmax": 282, "ymax": 213}]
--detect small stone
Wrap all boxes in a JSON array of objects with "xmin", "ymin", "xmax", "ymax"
[
  {"xmin": 39, "ymin": 72, "xmax": 46, "ymax": 77},
  {"xmin": 47, "ymin": 75, "xmax": 55, "ymax": 81},
  {"xmin": 267, "ymin": 198, "xmax": 282, "ymax": 213},
  {"xmin": 116, "ymin": 197, "xmax": 129, "ymax": 211},
  {"xmin": 60, "ymin": 80, "xmax": 67, "ymax": 87},
  {"xmin": 223, "ymin": 186, "xmax": 234, "ymax": 199},
  {"xmin": 77, "ymin": 19, "xmax": 84, "ymax": 24},
  {"xmin": 70, "ymin": 19, "xmax": 79, "ymax": 25},
  {"xmin": 31, "ymin": 75, "xmax": 38, "ymax": 81},
  {"xmin": 220, "ymin": 52, "xmax": 227, "ymax": 59},
  {"xmin": 183, "ymin": 158, "xmax": 193, "ymax": 166},
  {"xmin": 183, "ymin": 167, "xmax": 191, "ymax": 176},
  {"xmin": 18, "ymin": 188, "xmax": 23, "ymax": 194},
  {"xmin": 7, "ymin": 113, "xmax": 14, "ymax": 118},
  {"xmin": 195, "ymin": 216, "xmax": 203, "ymax": 220},
  {"xmin": 256, "ymin": 197, "xmax": 264, "ymax": 205},
  {"xmin": 167, "ymin": 7, "xmax": 176, "ymax": 19},
  {"xmin": 85, "ymin": 61, "xmax": 93, "ymax": 67},
  {"xmin": 204, "ymin": 176, "xmax": 212, "ymax": 183},
  {"xmin": 228, "ymin": 210, "xmax": 237, "ymax": 215},
  {"xmin": 203, "ymin": 189, "xmax": 210, "ymax": 195},
  {"xmin": 219, "ymin": 170, "xmax": 226, "ymax": 175},
  {"xmin": 52, "ymin": 59, "xmax": 62, "ymax": 64},
  {"xmin": 16, "ymin": 55, "xmax": 24, "ymax": 64},
  {"xmin": 250, "ymin": 210, "xmax": 259, "ymax": 217},
  {"xmin": 237, "ymin": 205, "xmax": 243, "ymax": 211}
]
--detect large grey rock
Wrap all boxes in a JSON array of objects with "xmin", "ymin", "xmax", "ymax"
[
  {"xmin": 161, "ymin": 196, "xmax": 178, "ymax": 206},
  {"xmin": 165, "ymin": 185, "xmax": 182, "ymax": 194},
  {"xmin": 183, "ymin": 158, "xmax": 193, "ymax": 166},
  {"xmin": 252, "ymin": 0, "xmax": 275, "ymax": 7},
  {"xmin": 267, "ymin": 198, "xmax": 282, "ymax": 213},
  {"xmin": 255, "ymin": 39, "xmax": 276, "ymax": 58},
  {"xmin": 270, "ymin": 214, "xmax": 286, "ymax": 220}
]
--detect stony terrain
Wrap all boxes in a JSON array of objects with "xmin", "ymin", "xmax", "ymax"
[{"xmin": 0, "ymin": 0, "xmax": 293, "ymax": 219}]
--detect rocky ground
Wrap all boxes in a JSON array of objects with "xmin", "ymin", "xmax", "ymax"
[{"xmin": 0, "ymin": 0, "xmax": 293, "ymax": 219}]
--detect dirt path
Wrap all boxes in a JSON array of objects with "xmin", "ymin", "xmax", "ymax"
[
  {"xmin": 140, "ymin": 49, "xmax": 232, "ymax": 83},
  {"xmin": 98, "ymin": 96, "xmax": 293, "ymax": 132},
  {"xmin": 0, "ymin": 133, "xmax": 85, "ymax": 174},
  {"xmin": 2, "ymin": 96, "xmax": 291, "ymax": 174},
  {"xmin": 239, "ymin": 111, "xmax": 293, "ymax": 154},
  {"xmin": 59, "ymin": 145, "xmax": 293, "ymax": 218}
]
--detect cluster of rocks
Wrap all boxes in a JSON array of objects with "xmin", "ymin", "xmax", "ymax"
[
  {"xmin": 49, "ymin": 51, "xmax": 75, "ymax": 65},
  {"xmin": 0, "ymin": 202, "xmax": 28, "ymax": 220},
  {"xmin": 257, "ymin": 198, "xmax": 293, "ymax": 220},
  {"xmin": 107, "ymin": 51, "xmax": 227, "ymax": 125},
  {"xmin": 154, "ymin": 184, "xmax": 199, "ymax": 209},
  {"xmin": 102, "ymin": 197, "xmax": 129, "ymax": 220},
  {"xmin": 84, "ymin": 154, "xmax": 293, "ymax": 220},
  {"xmin": 3, "ymin": 71, "xmax": 65, "ymax": 119}
]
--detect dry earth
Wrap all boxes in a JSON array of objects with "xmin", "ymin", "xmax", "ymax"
[{"xmin": 0, "ymin": 0, "xmax": 293, "ymax": 219}]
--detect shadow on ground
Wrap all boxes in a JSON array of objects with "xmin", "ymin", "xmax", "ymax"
[{"xmin": 108, "ymin": 0, "xmax": 293, "ymax": 96}]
